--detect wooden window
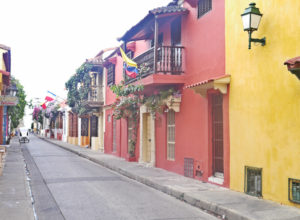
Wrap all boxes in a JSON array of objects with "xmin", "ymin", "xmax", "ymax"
[
  {"xmin": 91, "ymin": 116, "xmax": 98, "ymax": 137},
  {"xmin": 112, "ymin": 118, "xmax": 117, "ymax": 152},
  {"xmin": 245, "ymin": 166, "xmax": 262, "ymax": 197},
  {"xmin": 107, "ymin": 64, "xmax": 115, "ymax": 86},
  {"xmin": 167, "ymin": 110, "xmax": 175, "ymax": 160},
  {"xmin": 289, "ymin": 178, "xmax": 300, "ymax": 204},
  {"xmin": 81, "ymin": 118, "xmax": 88, "ymax": 136},
  {"xmin": 198, "ymin": 0, "xmax": 212, "ymax": 18}
]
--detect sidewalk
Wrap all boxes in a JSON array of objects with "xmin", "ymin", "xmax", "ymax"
[
  {"xmin": 0, "ymin": 137, "xmax": 34, "ymax": 220},
  {"xmin": 40, "ymin": 136, "xmax": 300, "ymax": 220}
]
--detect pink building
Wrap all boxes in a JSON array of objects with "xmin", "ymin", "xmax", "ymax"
[{"xmin": 104, "ymin": 0, "xmax": 230, "ymax": 187}]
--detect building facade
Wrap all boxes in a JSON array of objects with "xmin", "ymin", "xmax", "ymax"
[
  {"xmin": 226, "ymin": 0, "xmax": 300, "ymax": 207},
  {"xmin": 0, "ymin": 44, "xmax": 11, "ymax": 144},
  {"xmin": 104, "ymin": 0, "xmax": 230, "ymax": 187}
]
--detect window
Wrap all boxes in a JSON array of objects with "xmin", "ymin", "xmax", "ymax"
[
  {"xmin": 112, "ymin": 118, "xmax": 117, "ymax": 152},
  {"xmin": 198, "ymin": 0, "xmax": 212, "ymax": 18},
  {"xmin": 107, "ymin": 64, "xmax": 115, "ymax": 86},
  {"xmin": 167, "ymin": 110, "xmax": 175, "ymax": 160},
  {"xmin": 289, "ymin": 178, "xmax": 300, "ymax": 204},
  {"xmin": 245, "ymin": 166, "xmax": 262, "ymax": 197}
]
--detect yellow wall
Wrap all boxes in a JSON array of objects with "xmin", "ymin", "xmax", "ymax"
[{"xmin": 226, "ymin": 0, "xmax": 300, "ymax": 207}]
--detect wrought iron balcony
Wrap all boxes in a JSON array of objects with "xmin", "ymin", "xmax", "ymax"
[
  {"xmin": 83, "ymin": 85, "xmax": 104, "ymax": 108},
  {"xmin": 124, "ymin": 46, "xmax": 184, "ymax": 84}
]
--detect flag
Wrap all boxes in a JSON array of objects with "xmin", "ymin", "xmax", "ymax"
[
  {"xmin": 120, "ymin": 47, "xmax": 139, "ymax": 78},
  {"xmin": 45, "ymin": 91, "xmax": 56, "ymax": 102},
  {"xmin": 41, "ymin": 102, "xmax": 47, "ymax": 109}
]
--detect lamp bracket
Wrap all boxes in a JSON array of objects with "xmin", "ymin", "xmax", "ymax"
[
  {"xmin": 248, "ymin": 31, "xmax": 266, "ymax": 49},
  {"xmin": 251, "ymin": 37, "xmax": 266, "ymax": 46}
]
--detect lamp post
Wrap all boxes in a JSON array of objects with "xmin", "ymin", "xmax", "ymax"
[{"xmin": 241, "ymin": 2, "xmax": 266, "ymax": 49}]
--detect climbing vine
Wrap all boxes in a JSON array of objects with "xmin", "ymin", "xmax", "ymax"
[
  {"xmin": 65, "ymin": 63, "xmax": 93, "ymax": 115},
  {"xmin": 111, "ymin": 83, "xmax": 144, "ymax": 156},
  {"xmin": 110, "ymin": 82, "xmax": 181, "ymax": 157}
]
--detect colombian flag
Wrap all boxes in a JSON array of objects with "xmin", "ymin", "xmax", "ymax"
[{"xmin": 120, "ymin": 48, "xmax": 139, "ymax": 79}]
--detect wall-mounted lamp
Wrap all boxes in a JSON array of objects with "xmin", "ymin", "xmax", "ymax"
[{"xmin": 241, "ymin": 2, "xmax": 266, "ymax": 49}]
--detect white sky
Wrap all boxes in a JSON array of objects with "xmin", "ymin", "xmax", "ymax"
[{"xmin": 0, "ymin": 0, "xmax": 171, "ymax": 127}]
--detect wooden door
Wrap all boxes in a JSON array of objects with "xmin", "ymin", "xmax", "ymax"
[
  {"xmin": 211, "ymin": 94, "xmax": 224, "ymax": 176},
  {"xmin": 142, "ymin": 113, "xmax": 151, "ymax": 163}
]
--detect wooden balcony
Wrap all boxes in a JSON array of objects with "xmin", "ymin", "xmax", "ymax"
[
  {"xmin": 82, "ymin": 85, "xmax": 104, "ymax": 109},
  {"xmin": 124, "ymin": 46, "xmax": 184, "ymax": 85}
]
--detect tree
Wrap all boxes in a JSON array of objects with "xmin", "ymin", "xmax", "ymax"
[{"xmin": 7, "ymin": 77, "xmax": 27, "ymax": 130}]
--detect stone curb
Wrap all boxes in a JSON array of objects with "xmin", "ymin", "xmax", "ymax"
[{"xmin": 38, "ymin": 136, "xmax": 258, "ymax": 220}]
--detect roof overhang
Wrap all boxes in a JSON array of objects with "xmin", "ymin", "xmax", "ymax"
[
  {"xmin": 185, "ymin": 75, "xmax": 231, "ymax": 97},
  {"xmin": 118, "ymin": 6, "xmax": 188, "ymax": 42}
]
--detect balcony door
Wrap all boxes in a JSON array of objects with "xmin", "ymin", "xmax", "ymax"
[{"xmin": 171, "ymin": 16, "xmax": 182, "ymax": 74}]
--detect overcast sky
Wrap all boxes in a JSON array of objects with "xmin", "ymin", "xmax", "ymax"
[{"xmin": 0, "ymin": 0, "xmax": 171, "ymax": 127}]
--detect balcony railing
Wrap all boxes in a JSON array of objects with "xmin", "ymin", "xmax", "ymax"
[
  {"xmin": 83, "ymin": 85, "xmax": 104, "ymax": 108},
  {"xmin": 124, "ymin": 46, "xmax": 184, "ymax": 84}
]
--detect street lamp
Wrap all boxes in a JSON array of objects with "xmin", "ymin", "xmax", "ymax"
[{"xmin": 241, "ymin": 2, "xmax": 266, "ymax": 49}]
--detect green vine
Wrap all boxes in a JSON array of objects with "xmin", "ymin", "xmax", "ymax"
[
  {"xmin": 144, "ymin": 88, "xmax": 176, "ymax": 117},
  {"xmin": 65, "ymin": 63, "xmax": 93, "ymax": 115},
  {"xmin": 110, "ymin": 82, "xmax": 181, "ymax": 157}
]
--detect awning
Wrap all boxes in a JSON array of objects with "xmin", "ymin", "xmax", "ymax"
[{"xmin": 185, "ymin": 75, "xmax": 231, "ymax": 97}]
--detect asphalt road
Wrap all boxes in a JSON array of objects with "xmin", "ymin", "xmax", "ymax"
[{"xmin": 22, "ymin": 135, "xmax": 219, "ymax": 220}]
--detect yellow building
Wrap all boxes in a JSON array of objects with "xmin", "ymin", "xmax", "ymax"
[{"xmin": 226, "ymin": 1, "xmax": 300, "ymax": 207}]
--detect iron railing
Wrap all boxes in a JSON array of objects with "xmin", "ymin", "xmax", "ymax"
[{"xmin": 124, "ymin": 46, "xmax": 184, "ymax": 84}]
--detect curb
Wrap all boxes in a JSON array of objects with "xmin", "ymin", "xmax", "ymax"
[{"xmin": 39, "ymin": 136, "xmax": 255, "ymax": 220}]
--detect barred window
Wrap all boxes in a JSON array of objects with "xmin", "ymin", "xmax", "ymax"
[
  {"xmin": 289, "ymin": 178, "xmax": 300, "ymax": 204},
  {"xmin": 245, "ymin": 166, "xmax": 262, "ymax": 197},
  {"xmin": 167, "ymin": 110, "xmax": 175, "ymax": 160},
  {"xmin": 198, "ymin": 0, "xmax": 212, "ymax": 18},
  {"xmin": 107, "ymin": 64, "xmax": 115, "ymax": 86}
]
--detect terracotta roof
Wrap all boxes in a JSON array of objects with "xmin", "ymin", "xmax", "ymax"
[
  {"xmin": 86, "ymin": 56, "xmax": 103, "ymax": 66},
  {"xmin": 118, "ymin": 5, "xmax": 188, "ymax": 42},
  {"xmin": 150, "ymin": 5, "xmax": 188, "ymax": 15},
  {"xmin": 184, "ymin": 75, "xmax": 231, "ymax": 89}
]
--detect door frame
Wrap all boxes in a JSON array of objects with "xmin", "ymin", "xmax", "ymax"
[{"xmin": 139, "ymin": 105, "xmax": 156, "ymax": 166}]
